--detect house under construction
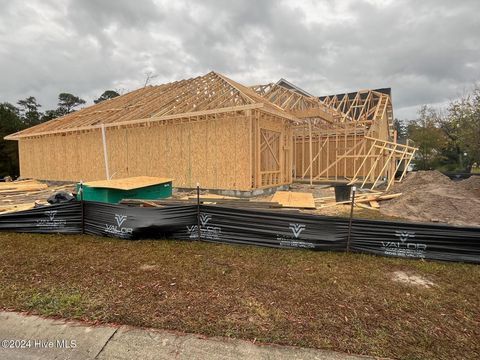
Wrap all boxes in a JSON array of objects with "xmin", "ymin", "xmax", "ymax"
[
  {"xmin": 5, "ymin": 72, "xmax": 415, "ymax": 193},
  {"xmin": 253, "ymin": 82, "xmax": 416, "ymax": 190}
]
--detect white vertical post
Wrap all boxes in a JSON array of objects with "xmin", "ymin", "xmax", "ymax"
[
  {"xmin": 101, "ymin": 124, "xmax": 110, "ymax": 180},
  {"xmin": 309, "ymin": 121, "xmax": 313, "ymax": 186}
]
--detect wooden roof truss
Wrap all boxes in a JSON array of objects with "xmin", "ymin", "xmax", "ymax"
[
  {"xmin": 251, "ymin": 83, "xmax": 342, "ymax": 124},
  {"xmin": 283, "ymin": 87, "xmax": 415, "ymax": 190},
  {"xmin": 321, "ymin": 89, "xmax": 394, "ymax": 136},
  {"xmin": 6, "ymin": 72, "xmax": 292, "ymax": 140}
]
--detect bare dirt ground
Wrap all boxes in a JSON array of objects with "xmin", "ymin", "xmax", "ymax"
[
  {"xmin": 459, "ymin": 175, "xmax": 480, "ymax": 197},
  {"xmin": 380, "ymin": 171, "xmax": 480, "ymax": 226},
  {"xmin": 391, "ymin": 270, "xmax": 435, "ymax": 288},
  {"xmin": 3, "ymin": 173, "xmax": 479, "ymax": 226}
]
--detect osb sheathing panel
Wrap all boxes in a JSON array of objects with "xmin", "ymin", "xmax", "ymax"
[
  {"xmin": 106, "ymin": 128, "xmax": 129, "ymax": 179},
  {"xmin": 206, "ymin": 118, "xmax": 218, "ymax": 189},
  {"xmin": 18, "ymin": 140, "xmax": 29, "ymax": 177},
  {"xmin": 18, "ymin": 114, "xmax": 253, "ymax": 190},
  {"xmin": 19, "ymin": 132, "xmax": 104, "ymax": 181},
  {"xmin": 111, "ymin": 116, "xmax": 250, "ymax": 189}
]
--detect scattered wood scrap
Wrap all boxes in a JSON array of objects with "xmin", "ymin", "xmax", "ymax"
[
  {"xmin": 369, "ymin": 200, "xmax": 380, "ymax": 209},
  {"xmin": 356, "ymin": 202, "xmax": 379, "ymax": 211},
  {"xmin": 0, "ymin": 202, "xmax": 37, "ymax": 214},
  {"xmin": 0, "ymin": 181, "xmax": 75, "ymax": 214},
  {"xmin": 315, "ymin": 192, "xmax": 402, "ymax": 210},
  {"xmin": 377, "ymin": 193, "xmax": 402, "ymax": 200},
  {"xmin": 182, "ymin": 194, "xmax": 239, "ymax": 201},
  {"xmin": 0, "ymin": 180, "xmax": 48, "ymax": 194},
  {"xmin": 120, "ymin": 198, "xmax": 287, "ymax": 210},
  {"xmin": 271, "ymin": 191, "xmax": 316, "ymax": 209}
]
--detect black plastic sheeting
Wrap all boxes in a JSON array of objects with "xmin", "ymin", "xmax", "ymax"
[
  {"xmin": 0, "ymin": 201, "xmax": 479, "ymax": 264},
  {"xmin": 194, "ymin": 206, "xmax": 480, "ymax": 263},
  {"xmin": 349, "ymin": 218, "xmax": 480, "ymax": 263},
  {"xmin": 193, "ymin": 206, "xmax": 348, "ymax": 250},
  {"xmin": 47, "ymin": 191, "xmax": 76, "ymax": 204},
  {"xmin": 83, "ymin": 201, "xmax": 197, "ymax": 240},
  {"xmin": 0, "ymin": 201, "xmax": 82, "ymax": 234}
]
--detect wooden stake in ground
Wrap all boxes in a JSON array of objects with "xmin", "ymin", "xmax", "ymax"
[
  {"xmin": 346, "ymin": 186, "xmax": 356, "ymax": 252},
  {"xmin": 196, "ymin": 183, "xmax": 201, "ymax": 241}
]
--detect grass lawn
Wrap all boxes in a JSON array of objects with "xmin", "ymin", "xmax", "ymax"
[{"xmin": 0, "ymin": 232, "xmax": 479, "ymax": 359}]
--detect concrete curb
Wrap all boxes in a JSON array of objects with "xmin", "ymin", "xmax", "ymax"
[{"xmin": 0, "ymin": 311, "xmax": 376, "ymax": 360}]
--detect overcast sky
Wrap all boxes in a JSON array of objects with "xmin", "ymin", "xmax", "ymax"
[{"xmin": 1, "ymin": 0, "xmax": 479, "ymax": 119}]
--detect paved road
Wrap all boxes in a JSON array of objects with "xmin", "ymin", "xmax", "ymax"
[{"xmin": 0, "ymin": 311, "xmax": 375, "ymax": 359}]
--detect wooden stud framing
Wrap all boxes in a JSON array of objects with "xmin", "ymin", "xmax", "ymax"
[
  {"xmin": 8, "ymin": 73, "xmax": 417, "ymax": 192},
  {"xmin": 289, "ymin": 89, "xmax": 417, "ymax": 190}
]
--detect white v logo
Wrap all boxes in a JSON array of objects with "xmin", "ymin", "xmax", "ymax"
[
  {"xmin": 289, "ymin": 223, "xmax": 306, "ymax": 238},
  {"xmin": 115, "ymin": 214, "xmax": 127, "ymax": 227}
]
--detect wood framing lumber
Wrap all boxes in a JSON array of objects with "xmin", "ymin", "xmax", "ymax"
[
  {"xmin": 120, "ymin": 198, "xmax": 283, "ymax": 209},
  {"xmin": 184, "ymin": 194, "xmax": 239, "ymax": 200},
  {"xmin": 6, "ymin": 72, "xmax": 299, "ymax": 140},
  {"xmin": 355, "ymin": 202, "xmax": 379, "ymax": 211},
  {"xmin": 6, "ymin": 104, "xmax": 265, "ymax": 139},
  {"xmin": 377, "ymin": 193, "xmax": 402, "ymax": 200},
  {"xmin": 6, "ymin": 71, "xmax": 416, "ymax": 195},
  {"xmin": 316, "ymin": 191, "xmax": 401, "ymax": 209},
  {"xmin": 314, "ymin": 192, "xmax": 381, "ymax": 202}
]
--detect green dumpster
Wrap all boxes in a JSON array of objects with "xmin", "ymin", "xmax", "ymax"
[{"xmin": 77, "ymin": 176, "xmax": 173, "ymax": 203}]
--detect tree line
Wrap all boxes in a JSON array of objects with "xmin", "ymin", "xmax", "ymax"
[
  {"xmin": 0, "ymin": 90, "xmax": 119, "ymax": 177},
  {"xmin": 394, "ymin": 85, "xmax": 480, "ymax": 172}
]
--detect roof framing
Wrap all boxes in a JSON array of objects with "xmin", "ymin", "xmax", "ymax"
[
  {"xmin": 6, "ymin": 73, "xmax": 394, "ymax": 142},
  {"xmin": 320, "ymin": 89, "xmax": 394, "ymax": 136},
  {"xmin": 6, "ymin": 72, "xmax": 294, "ymax": 140},
  {"xmin": 251, "ymin": 83, "xmax": 340, "ymax": 123}
]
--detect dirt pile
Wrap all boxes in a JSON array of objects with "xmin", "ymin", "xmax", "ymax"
[
  {"xmin": 458, "ymin": 176, "xmax": 480, "ymax": 197},
  {"xmin": 380, "ymin": 171, "xmax": 480, "ymax": 226},
  {"xmin": 386, "ymin": 170, "xmax": 452, "ymax": 193}
]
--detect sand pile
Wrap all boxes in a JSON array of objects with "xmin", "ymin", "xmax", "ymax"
[
  {"xmin": 380, "ymin": 171, "xmax": 480, "ymax": 226},
  {"xmin": 458, "ymin": 176, "xmax": 480, "ymax": 197}
]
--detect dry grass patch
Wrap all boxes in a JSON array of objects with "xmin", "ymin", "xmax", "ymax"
[{"xmin": 0, "ymin": 232, "xmax": 479, "ymax": 359}]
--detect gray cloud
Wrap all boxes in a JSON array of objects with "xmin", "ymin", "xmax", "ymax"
[{"xmin": 0, "ymin": 0, "xmax": 479, "ymax": 119}]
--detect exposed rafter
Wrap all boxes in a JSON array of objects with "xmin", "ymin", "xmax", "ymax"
[
  {"xmin": 6, "ymin": 72, "xmax": 294, "ymax": 140},
  {"xmin": 320, "ymin": 89, "xmax": 394, "ymax": 136},
  {"xmin": 251, "ymin": 83, "xmax": 342, "ymax": 124}
]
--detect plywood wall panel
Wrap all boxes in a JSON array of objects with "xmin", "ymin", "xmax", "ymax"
[
  {"xmin": 17, "ymin": 111, "xmax": 291, "ymax": 190},
  {"xmin": 235, "ymin": 115, "xmax": 251, "ymax": 190},
  {"xmin": 206, "ymin": 116, "xmax": 218, "ymax": 189}
]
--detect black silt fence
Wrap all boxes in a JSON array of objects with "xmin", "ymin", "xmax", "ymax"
[
  {"xmin": 0, "ymin": 202, "xmax": 82, "ymax": 234},
  {"xmin": 0, "ymin": 201, "xmax": 479, "ymax": 264}
]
